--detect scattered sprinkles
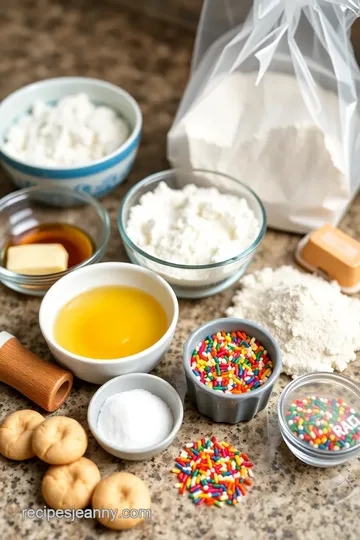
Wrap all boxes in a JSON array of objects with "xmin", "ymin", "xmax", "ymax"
[
  {"xmin": 171, "ymin": 437, "xmax": 254, "ymax": 507},
  {"xmin": 190, "ymin": 331, "xmax": 272, "ymax": 394},
  {"xmin": 286, "ymin": 396, "xmax": 360, "ymax": 450}
]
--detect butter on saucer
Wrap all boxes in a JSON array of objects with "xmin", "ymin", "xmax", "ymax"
[{"xmin": 6, "ymin": 243, "xmax": 69, "ymax": 275}]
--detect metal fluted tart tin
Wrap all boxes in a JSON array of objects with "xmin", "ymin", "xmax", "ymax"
[
  {"xmin": 183, "ymin": 318, "xmax": 282, "ymax": 424},
  {"xmin": 278, "ymin": 372, "xmax": 360, "ymax": 467}
]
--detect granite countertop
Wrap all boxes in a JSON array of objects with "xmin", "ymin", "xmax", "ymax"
[{"xmin": 0, "ymin": 1, "xmax": 359, "ymax": 539}]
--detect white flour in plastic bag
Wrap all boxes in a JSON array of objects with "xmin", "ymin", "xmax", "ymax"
[
  {"xmin": 168, "ymin": 72, "xmax": 347, "ymax": 232},
  {"xmin": 226, "ymin": 266, "xmax": 360, "ymax": 378}
]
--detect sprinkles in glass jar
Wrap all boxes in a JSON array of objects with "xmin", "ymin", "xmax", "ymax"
[
  {"xmin": 190, "ymin": 331, "xmax": 273, "ymax": 394},
  {"xmin": 286, "ymin": 396, "xmax": 360, "ymax": 450}
]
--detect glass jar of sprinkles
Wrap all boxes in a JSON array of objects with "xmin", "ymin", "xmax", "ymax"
[{"xmin": 278, "ymin": 373, "xmax": 360, "ymax": 467}]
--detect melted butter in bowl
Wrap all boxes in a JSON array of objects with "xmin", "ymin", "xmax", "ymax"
[
  {"xmin": 39, "ymin": 262, "xmax": 179, "ymax": 384},
  {"xmin": 54, "ymin": 285, "xmax": 168, "ymax": 359}
]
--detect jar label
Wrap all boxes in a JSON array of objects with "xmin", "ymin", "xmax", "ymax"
[{"xmin": 332, "ymin": 414, "xmax": 360, "ymax": 438}]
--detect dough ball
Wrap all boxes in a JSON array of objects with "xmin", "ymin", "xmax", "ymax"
[
  {"xmin": 42, "ymin": 457, "xmax": 101, "ymax": 510},
  {"xmin": 32, "ymin": 416, "xmax": 87, "ymax": 465},
  {"xmin": 92, "ymin": 472, "xmax": 151, "ymax": 530},
  {"xmin": 0, "ymin": 409, "xmax": 45, "ymax": 460}
]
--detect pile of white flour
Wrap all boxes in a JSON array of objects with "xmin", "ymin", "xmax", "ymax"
[
  {"xmin": 226, "ymin": 266, "xmax": 360, "ymax": 378},
  {"xmin": 126, "ymin": 181, "xmax": 260, "ymax": 265}
]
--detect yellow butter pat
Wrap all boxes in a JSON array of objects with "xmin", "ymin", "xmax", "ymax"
[{"xmin": 6, "ymin": 243, "xmax": 69, "ymax": 275}]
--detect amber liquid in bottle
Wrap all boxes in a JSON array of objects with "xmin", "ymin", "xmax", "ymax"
[{"xmin": 4, "ymin": 223, "xmax": 94, "ymax": 268}]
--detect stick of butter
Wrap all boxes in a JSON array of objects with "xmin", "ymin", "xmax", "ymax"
[{"xmin": 6, "ymin": 244, "xmax": 69, "ymax": 275}]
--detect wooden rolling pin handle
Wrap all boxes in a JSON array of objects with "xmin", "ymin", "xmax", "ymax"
[{"xmin": 0, "ymin": 332, "xmax": 73, "ymax": 412}]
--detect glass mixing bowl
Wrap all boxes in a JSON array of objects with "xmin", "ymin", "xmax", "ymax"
[
  {"xmin": 0, "ymin": 186, "xmax": 110, "ymax": 295},
  {"xmin": 118, "ymin": 169, "xmax": 266, "ymax": 298},
  {"xmin": 278, "ymin": 372, "xmax": 360, "ymax": 467}
]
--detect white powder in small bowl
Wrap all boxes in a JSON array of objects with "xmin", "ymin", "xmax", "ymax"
[
  {"xmin": 97, "ymin": 389, "xmax": 173, "ymax": 450},
  {"xmin": 2, "ymin": 93, "xmax": 130, "ymax": 167}
]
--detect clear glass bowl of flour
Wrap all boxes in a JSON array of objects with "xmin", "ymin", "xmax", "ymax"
[{"xmin": 118, "ymin": 169, "xmax": 266, "ymax": 298}]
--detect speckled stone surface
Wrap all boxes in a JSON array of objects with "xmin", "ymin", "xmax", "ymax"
[{"xmin": 0, "ymin": 1, "xmax": 359, "ymax": 539}]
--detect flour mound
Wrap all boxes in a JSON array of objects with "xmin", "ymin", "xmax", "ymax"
[{"xmin": 226, "ymin": 266, "xmax": 360, "ymax": 378}]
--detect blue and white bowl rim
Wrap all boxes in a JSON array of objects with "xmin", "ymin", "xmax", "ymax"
[{"xmin": 0, "ymin": 77, "xmax": 142, "ymax": 179}]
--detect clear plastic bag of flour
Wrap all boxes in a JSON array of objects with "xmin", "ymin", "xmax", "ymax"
[{"xmin": 167, "ymin": 0, "xmax": 360, "ymax": 233}]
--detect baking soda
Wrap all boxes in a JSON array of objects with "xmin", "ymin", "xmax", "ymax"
[{"xmin": 97, "ymin": 389, "xmax": 173, "ymax": 449}]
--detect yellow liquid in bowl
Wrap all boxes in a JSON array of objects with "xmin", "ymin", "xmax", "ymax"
[{"xmin": 53, "ymin": 286, "xmax": 168, "ymax": 359}]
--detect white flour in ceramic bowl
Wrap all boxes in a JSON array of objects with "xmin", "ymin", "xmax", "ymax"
[{"xmin": 3, "ymin": 93, "xmax": 129, "ymax": 167}]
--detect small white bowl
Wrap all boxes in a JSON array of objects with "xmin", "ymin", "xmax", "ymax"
[
  {"xmin": 88, "ymin": 373, "xmax": 184, "ymax": 460},
  {"xmin": 0, "ymin": 77, "xmax": 142, "ymax": 197},
  {"xmin": 39, "ymin": 262, "xmax": 179, "ymax": 384}
]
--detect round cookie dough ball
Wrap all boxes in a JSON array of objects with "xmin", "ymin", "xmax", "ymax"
[
  {"xmin": 0, "ymin": 410, "xmax": 45, "ymax": 461},
  {"xmin": 32, "ymin": 416, "xmax": 87, "ymax": 465},
  {"xmin": 92, "ymin": 472, "xmax": 151, "ymax": 530},
  {"xmin": 42, "ymin": 457, "xmax": 101, "ymax": 510}
]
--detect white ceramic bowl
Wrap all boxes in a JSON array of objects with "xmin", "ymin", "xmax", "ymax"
[
  {"xmin": 39, "ymin": 262, "xmax": 179, "ymax": 384},
  {"xmin": 0, "ymin": 77, "xmax": 142, "ymax": 197},
  {"xmin": 88, "ymin": 373, "xmax": 183, "ymax": 460}
]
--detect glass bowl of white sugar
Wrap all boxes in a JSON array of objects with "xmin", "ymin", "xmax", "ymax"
[
  {"xmin": 118, "ymin": 169, "xmax": 266, "ymax": 298},
  {"xmin": 0, "ymin": 77, "xmax": 142, "ymax": 197}
]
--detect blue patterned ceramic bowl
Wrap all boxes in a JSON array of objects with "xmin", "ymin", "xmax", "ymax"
[{"xmin": 0, "ymin": 77, "xmax": 142, "ymax": 197}]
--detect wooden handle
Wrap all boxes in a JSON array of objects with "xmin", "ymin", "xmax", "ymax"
[{"xmin": 0, "ymin": 332, "xmax": 73, "ymax": 412}]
